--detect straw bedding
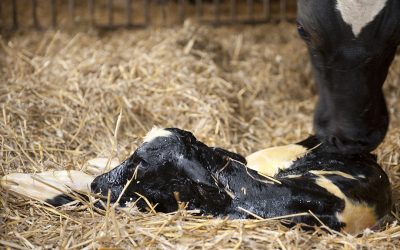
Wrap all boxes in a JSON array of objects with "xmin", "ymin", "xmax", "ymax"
[{"xmin": 0, "ymin": 21, "xmax": 399, "ymax": 249}]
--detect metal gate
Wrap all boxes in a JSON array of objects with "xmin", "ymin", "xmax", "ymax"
[{"xmin": 0, "ymin": 0, "xmax": 297, "ymax": 30}]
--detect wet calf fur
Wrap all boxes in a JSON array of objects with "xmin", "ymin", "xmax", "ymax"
[{"xmin": 89, "ymin": 128, "xmax": 391, "ymax": 234}]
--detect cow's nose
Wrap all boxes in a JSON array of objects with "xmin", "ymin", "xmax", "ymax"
[
  {"xmin": 319, "ymin": 132, "xmax": 382, "ymax": 154},
  {"xmin": 326, "ymin": 135, "xmax": 351, "ymax": 152},
  {"xmin": 319, "ymin": 136, "xmax": 348, "ymax": 153}
]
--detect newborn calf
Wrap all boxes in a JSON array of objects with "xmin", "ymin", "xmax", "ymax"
[{"xmin": 1, "ymin": 128, "xmax": 392, "ymax": 234}]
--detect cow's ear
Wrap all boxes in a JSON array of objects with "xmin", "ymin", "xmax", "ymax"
[{"xmin": 211, "ymin": 147, "xmax": 247, "ymax": 165}]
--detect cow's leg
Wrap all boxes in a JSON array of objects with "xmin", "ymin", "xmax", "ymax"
[{"xmin": 1, "ymin": 170, "xmax": 95, "ymax": 206}]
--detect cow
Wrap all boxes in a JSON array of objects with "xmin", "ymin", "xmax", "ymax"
[
  {"xmin": 297, "ymin": 0, "xmax": 400, "ymax": 154},
  {"xmin": 1, "ymin": 0, "xmax": 399, "ymax": 234}
]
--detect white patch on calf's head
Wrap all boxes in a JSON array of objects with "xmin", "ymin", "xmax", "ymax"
[
  {"xmin": 143, "ymin": 127, "xmax": 172, "ymax": 143},
  {"xmin": 336, "ymin": 0, "xmax": 387, "ymax": 37}
]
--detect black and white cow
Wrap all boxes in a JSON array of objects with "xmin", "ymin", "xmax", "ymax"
[
  {"xmin": 1, "ymin": 0, "xmax": 399, "ymax": 234},
  {"xmin": 297, "ymin": 0, "xmax": 400, "ymax": 154}
]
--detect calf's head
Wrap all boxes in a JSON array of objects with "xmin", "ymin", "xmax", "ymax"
[{"xmin": 297, "ymin": 0, "xmax": 400, "ymax": 153}]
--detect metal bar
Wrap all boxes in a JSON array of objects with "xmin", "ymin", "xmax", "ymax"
[
  {"xmin": 126, "ymin": 0, "xmax": 132, "ymax": 26},
  {"xmin": 230, "ymin": 0, "xmax": 236, "ymax": 24},
  {"xmin": 107, "ymin": 0, "xmax": 113, "ymax": 26},
  {"xmin": 280, "ymin": 0, "xmax": 287, "ymax": 21},
  {"xmin": 32, "ymin": 0, "xmax": 40, "ymax": 29},
  {"xmin": 12, "ymin": 0, "xmax": 18, "ymax": 29},
  {"xmin": 88, "ymin": 0, "xmax": 95, "ymax": 26},
  {"xmin": 195, "ymin": 0, "xmax": 203, "ymax": 20},
  {"xmin": 213, "ymin": 0, "xmax": 220, "ymax": 24},
  {"xmin": 51, "ymin": 0, "xmax": 57, "ymax": 28},
  {"xmin": 144, "ymin": 0, "xmax": 149, "ymax": 26},
  {"xmin": 69, "ymin": 0, "xmax": 75, "ymax": 23},
  {"xmin": 263, "ymin": 0, "xmax": 270, "ymax": 21},
  {"xmin": 247, "ymin": 0, "xmax": 254, "ymax": 21},
  {"xmin": 179, "ymin": 0, "xmax": 185, "ymax": 24}
]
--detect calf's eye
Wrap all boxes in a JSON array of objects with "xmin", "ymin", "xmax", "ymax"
[{"xmin": 296, "ymin": 21, "xmax": 310, "ymax": 41}]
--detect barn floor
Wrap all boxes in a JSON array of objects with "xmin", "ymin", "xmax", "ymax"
[{"xmin": 0, "ymin": 21, "xmax": 399, "ymax": 249}]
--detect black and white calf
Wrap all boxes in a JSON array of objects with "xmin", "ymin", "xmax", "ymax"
[
  {"xmin": 297, "ymin": 0, "xmax": 400, "ymax": 154},
  {"xmin": 1, "ymin": 128, "xmax": 392, "ymax": 234}
]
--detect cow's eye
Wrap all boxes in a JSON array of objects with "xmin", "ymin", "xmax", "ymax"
[{"xmin": 297, "ymin": 21, "xmax": 310, "ymax": 41}]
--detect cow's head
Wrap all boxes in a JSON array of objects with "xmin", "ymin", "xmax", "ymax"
[{"xmin": 297, "ymin": 0, "xmax": 400, "ymax": 154}]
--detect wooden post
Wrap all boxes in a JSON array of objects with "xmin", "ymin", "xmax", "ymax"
[
  {"xmin": 12, "ymin": 0, "xmax": 18, "ymax": 29},
  {"xmin": 263, "ymin": 0, "xmax": 270, "ymax": 21},
  {"xmin": 88, "ymin": 0, "xmax": 95, "ymax": 26},
  {"xmin": 69, "ymin": 0, "xmax": 75, "ymax": 23},
  {"xmin": 213, "ymin": 0, "xmax": 220, "ymax": 25},
  {"xmin": 32, "ymin": 0, "xmax": 40, "ymax": 29},
  {"xmin": 179, "ymin": 0, "xmax": 185, "ymax": 24},
  {"xmin": 108, "ymin": 0, "xmax": 113, "ymax": 26},
  {"xmin": 144, "ymin": 0, "xmax": 149, "ymax": 26},
  {"xmin": 51, "ymin": 0, "xmax": 57, "ymax": 28},
  {"xmin": 126, "ymin": 0, "xmax": 132, "ymax": 26},
  {"xmin": 247, "ymin": 0, "xmax": 254, "ymax": 22},
  {"xmin": 230, "ymin": 0, "xmax": 236, "ymax": 24},
  {"xmin": 195, "ymin": 0, "xmax": 203, "ymax": 20},
  {"xmin": 280, "ymin": 0, "xmax": 287, "ymax": 21}
]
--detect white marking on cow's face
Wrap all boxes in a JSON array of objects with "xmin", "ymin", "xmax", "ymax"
[
  {"xmin": 336, "ymin": 0, "xmax": 387, "ymax": 37},
  {"xmin": 143, "ymin": 127, "xmax": 172, "ymax": 143}
]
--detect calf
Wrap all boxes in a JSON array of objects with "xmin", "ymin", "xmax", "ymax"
[
  {"xmin": 297, "ymin": 0, "xmax": 400, "ymax": 154},
  {"xmin": 1, "ymin": 128, "xmax": 392, "ymax": 234}
]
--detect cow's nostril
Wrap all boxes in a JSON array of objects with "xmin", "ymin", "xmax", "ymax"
[
  {"xmin": 327, "ymin": 135, "xmax": 338, "ymax": 146},
  {"xmin": 325, "ymin": 135, "xmax": 348, "ymax": 152}
]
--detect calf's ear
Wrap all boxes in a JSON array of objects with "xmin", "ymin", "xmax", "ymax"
[{"xmin": 211, "ymin": 147, "xmax": 247, "ymax": 165}]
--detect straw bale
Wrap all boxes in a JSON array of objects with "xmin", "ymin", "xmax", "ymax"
[{"xmin": 0, "ymin": 21, "xmax": 399, "ymax": 249}]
